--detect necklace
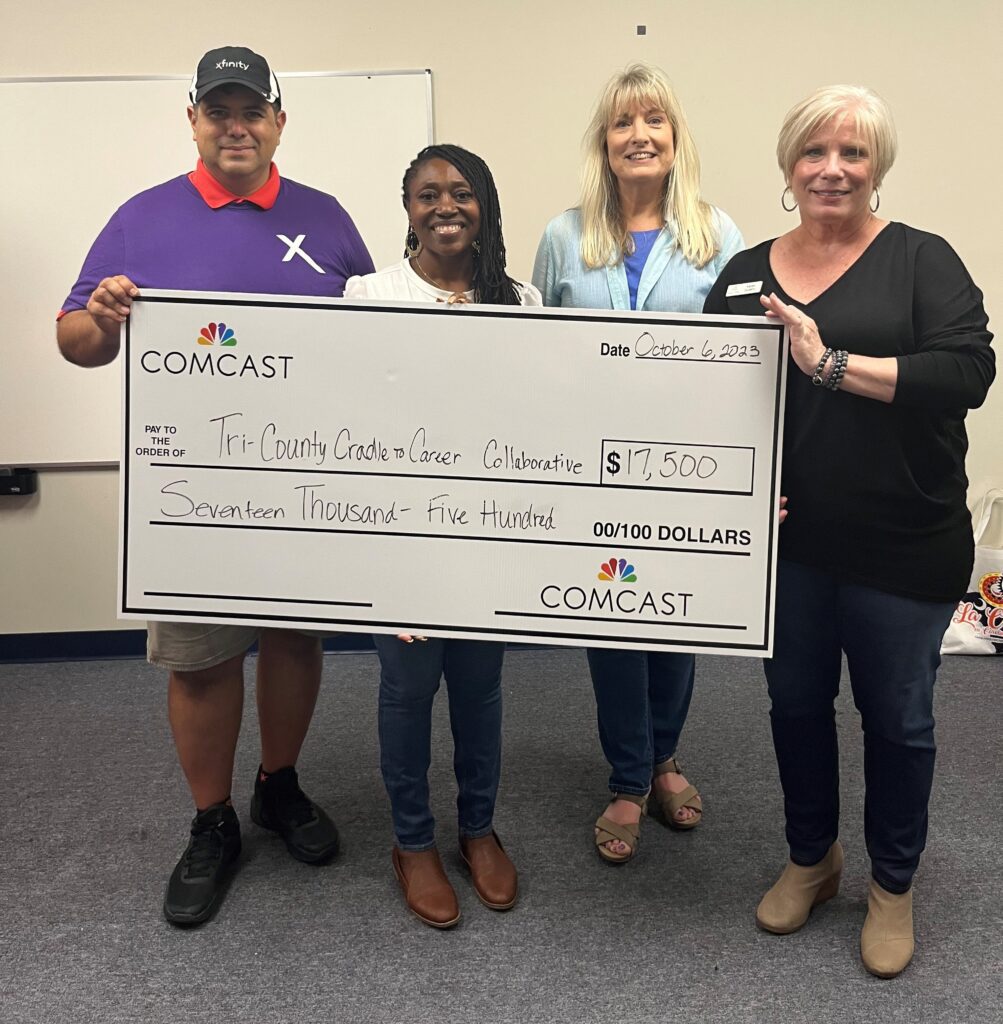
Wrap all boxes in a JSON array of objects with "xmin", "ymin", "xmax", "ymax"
[{"xmin": 411, "ymin": 256, "xmax": 471, "ymax": 304}]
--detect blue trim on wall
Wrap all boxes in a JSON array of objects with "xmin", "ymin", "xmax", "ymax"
[{"xmin": 0, "ymin": 630, "xmax": 376, "ymax": 664}]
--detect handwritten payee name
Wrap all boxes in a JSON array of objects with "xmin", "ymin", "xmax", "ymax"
[{"xmin": 209, "ymin": 413, "xmax": 582, "ymax": 477}]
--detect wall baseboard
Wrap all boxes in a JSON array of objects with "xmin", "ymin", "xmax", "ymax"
[{"xmin": 0, "ymin": 630, "xmax": 375, "ymax": 664}]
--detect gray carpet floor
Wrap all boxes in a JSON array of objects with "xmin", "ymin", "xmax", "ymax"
[{"xmin": 1, "ymin": 646, "xmax": 1001, "ymax": 1023}]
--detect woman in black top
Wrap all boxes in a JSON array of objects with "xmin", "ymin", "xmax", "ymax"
[{"xmin": 704, "ymin": 85, "xmax": 994, "ymax": 978}]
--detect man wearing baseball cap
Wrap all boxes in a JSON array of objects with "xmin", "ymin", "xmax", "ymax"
[
  {"xmin": 189, "ymin": 45, "xmax": 282, "ymax": 105},
  {"xmin": 58, "ymin": 46, "xmax": 374, "ymax": 927}
]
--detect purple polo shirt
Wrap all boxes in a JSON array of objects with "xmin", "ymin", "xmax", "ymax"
[{"xmin": 61, "ymin": 165, "xmax": 374, "ymax": 314}]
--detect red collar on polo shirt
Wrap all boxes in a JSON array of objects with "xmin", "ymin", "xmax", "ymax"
[{"xmin": 188, "ymin": 159, "xmax": 281, "ymax": 210}]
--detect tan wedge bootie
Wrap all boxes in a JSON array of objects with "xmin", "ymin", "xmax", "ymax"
[
  {"xmin": 756, "ymin": 840, "xmax": 844, "ymax": 934},
  {"xmin": 860, "ymin": 879, "xmax": 914, "ymax": 978}
]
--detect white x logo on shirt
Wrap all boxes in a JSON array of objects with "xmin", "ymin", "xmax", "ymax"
[{"xmin": 276, "ymin": 234, "xmax": 326, "ymax": 274}]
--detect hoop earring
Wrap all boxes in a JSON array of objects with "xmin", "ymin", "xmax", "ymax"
[
  {"xmin": 870, "ymin": 189, "xmax": 880, "ymax": 213},
  {"xmin": 403, "ymin": 225, "xmax": 420, "ymax": 258},
  {"xmin": 781, "ymin": 186, "xmax": 798, "ymax": 213}
]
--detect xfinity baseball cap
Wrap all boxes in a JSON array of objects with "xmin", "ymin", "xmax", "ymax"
[{"xmin": 189, "ymin": 46, "xmax": 281, "ymax": 106}]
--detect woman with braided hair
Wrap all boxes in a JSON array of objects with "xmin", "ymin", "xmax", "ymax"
[
  {"xmin": 345, "ymin": 144, "xmax": 541, "ymax": 929},
  {"xmin": 347, "ymin": 144, "xmax": 528, "ymax": 306}
]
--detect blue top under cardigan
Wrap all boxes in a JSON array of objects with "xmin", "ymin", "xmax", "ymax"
[{"xmin": 532, "ymin": 207, "xmax": 744, "ymax": 313}]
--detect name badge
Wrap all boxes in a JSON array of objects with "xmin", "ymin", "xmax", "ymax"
[{"xmin": 726, "ymin": 281, "xmax": 763, "ymax": 297}]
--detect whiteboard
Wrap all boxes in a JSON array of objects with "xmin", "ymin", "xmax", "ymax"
[{"xmin": 0, "ymin": 70, "xmax": 433, "ymax": 467}]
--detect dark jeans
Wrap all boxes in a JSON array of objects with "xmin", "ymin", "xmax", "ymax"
[
  {"xmin": 374, "ymin": 635, "xmax": 504, "ymax": 851},
  {"xmin": 765, "ymin": 560, "xmax": 955, "ymax": 894},
  {"xmin": 586, "ymin": 648, "xmax": 695, "ymax": 795}
]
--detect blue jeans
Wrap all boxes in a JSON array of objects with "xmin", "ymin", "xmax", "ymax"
[
  {"xmin": 586, "ymin": 648, "xmax": 696, "ymax": 795},
  {"xmin": 765, "ymin": 560, "xmax": 955, "ymax": 894},
  {"xmin": 374, "ymin": 635, "xmax": 504, "ymax": 851}
]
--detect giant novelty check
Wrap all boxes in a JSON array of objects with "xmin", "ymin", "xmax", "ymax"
[{"xmin": 119, "ymin": 291, "xmax": 787, "ymax": 656}]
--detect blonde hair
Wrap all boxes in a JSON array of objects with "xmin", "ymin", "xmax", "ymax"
[
  {"xmin": 579, "ymin": 63, "xmax": 718, "ymax": 269},
  {"xmin": 776, "ymin": 84, "xmax": 897, "ymax": 188}
]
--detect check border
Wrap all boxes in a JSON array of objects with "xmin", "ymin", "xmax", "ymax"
[{"xmin": 122, "ymin": 294, "xmax": 786, "ymax": 654}]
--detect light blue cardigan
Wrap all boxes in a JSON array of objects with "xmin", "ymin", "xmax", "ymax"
[{"xmin": 532, "ymin": 207, "xmax": 744, "ymax": 313}]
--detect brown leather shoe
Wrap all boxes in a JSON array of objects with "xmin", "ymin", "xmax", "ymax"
[
  {"xmin": 459, "ymin": 831, "xmax": 518, "ymax": 910},
  {"xmin": 391, "ymin": 847, "xmax": 460, "ymax": 929}
]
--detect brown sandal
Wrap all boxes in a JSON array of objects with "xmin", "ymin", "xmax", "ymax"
[
  {"xmin": 594, "ymin": 792, "xmax": 648, "ymax": 864},
  {"xmin": 648, "ymin": 756, "xmax": 702, "ymax": 831}
]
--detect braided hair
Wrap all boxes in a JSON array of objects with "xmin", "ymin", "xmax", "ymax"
[{"xmin": 401, "ymin": 144, "xmax": 521, "ymax": 306}]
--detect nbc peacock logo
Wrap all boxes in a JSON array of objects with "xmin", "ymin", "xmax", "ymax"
[
  {"xmin": 197, "ymin": 321, "xmax": 237, "ymax": 347},
  {"xmin": 598, "ymin": 557, "xmax": 637, "ymax": 583}
]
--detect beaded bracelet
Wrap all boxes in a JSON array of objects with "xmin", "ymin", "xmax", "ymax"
[
  {"xmin": 824, "ymin": 349, "xmax": 848, "ymax": 391},
  {"xmin": 821, "ymin": 349, "xmax": 843, "ymax": 389},
  {"xmin": 834, "ymin": 350, "xmax": 849, "ymax": 390},
  {"xmin": 810, "ymin": 347, "xmax": 834, "ymax": 386}
]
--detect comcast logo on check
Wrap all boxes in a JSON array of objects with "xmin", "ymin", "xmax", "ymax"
[
  {"xmin": 197, "ymin": 321, "xmax": 237, "ymax": 347},
  {"xmin": 598, "ymin": 557, "xmax": 637, "ymax": 583},
  {"xmin": 139, "ymin": 315, "xmax": 292, "ymax": 379},
  {"xmin": 539, "ymin": 554, "xmax": 690, "ymax": 618}
]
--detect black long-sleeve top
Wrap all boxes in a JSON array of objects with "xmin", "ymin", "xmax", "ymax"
[{"xmin": 704, "ymin": 222, "xmax": 995, "ymax": 602}]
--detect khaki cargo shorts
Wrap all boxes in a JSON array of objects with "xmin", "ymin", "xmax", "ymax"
[{"xmin": 147, "ymin": 621, "xmax": 334, "ymax": 672}]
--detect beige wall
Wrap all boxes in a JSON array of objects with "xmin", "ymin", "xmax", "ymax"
[{"xmin": 2, "ymin": 0, "xmax": 1000, "ymax": 633}]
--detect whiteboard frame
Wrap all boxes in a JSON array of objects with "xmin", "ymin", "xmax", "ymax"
[{"xmin": 0, "ymin": 69, "xmax": 435, "ymax": 140}]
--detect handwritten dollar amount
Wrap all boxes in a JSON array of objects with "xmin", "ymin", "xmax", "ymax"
[{"xmin": 601, "ymin": 441, "xmax": 755, "ymax": 495}]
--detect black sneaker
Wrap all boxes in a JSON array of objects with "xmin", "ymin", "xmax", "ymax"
[
  {"xmin": 163, "ymin": 803, "xmax": 242, "ymax": 927},
  {"xmin": 250, "ymin": 765, "xmax": 340, "ymax": 864}
]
